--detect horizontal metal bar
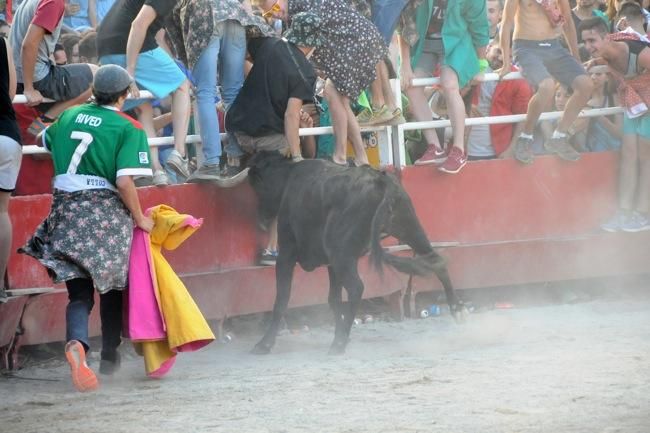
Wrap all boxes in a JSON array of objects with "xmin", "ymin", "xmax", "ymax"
[
  {"xmin": 12, "ymin": 90, "xmax": 156, "ymax": 104},
  {"xmin": 400, "ymin": 106, "xmax": 624, "ymax": 132}
]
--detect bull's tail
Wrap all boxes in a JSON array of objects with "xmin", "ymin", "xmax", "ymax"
[{"xmin": 369, "ymin": 194, "xmax": 439, "ymax": 277}]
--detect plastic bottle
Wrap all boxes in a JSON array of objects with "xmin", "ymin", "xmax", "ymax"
[{"xmin": 419, "ymin": 304, "xmax": 441, "ymax": 318}]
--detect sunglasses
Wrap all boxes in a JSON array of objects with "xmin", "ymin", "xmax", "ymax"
[{"xmin": 262, "ymin": 1, "xmax": 281, "ymax": 18}]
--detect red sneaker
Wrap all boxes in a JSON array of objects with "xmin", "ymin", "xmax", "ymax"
[
  {"xmin": 414, "ymin": 144, "xmax": 447, "ymax": 165},
  {"xmin": 438, "ymin": 147, "xmax": 467, "ymax": 174}
]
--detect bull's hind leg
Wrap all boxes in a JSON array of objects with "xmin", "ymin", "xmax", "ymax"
[
  {"xmin": 252, "ymin": 247, "xmax": 297, "ymax": 355},
  {"xmin": 328, "ymin": 263, "xmax": 364, "ymax": 355},
  {"xmin": 431, "ymin": 252, "xmax": 468, "ymax": 323}
]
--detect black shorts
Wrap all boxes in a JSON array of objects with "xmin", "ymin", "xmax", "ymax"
[
  {"xmin": 18, "ymin": 63, "xmax": 93, "ymax": 112},
  {"xmin": 513, "ymin": 39, "xmax": 586, "ymax": 90}
]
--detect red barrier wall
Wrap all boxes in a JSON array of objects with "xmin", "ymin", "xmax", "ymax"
[{"xmin": 4, "ymin": 152, "xmax": 650, "ymax": 347}]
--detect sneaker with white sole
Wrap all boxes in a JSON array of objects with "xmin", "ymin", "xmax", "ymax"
[
  {"xmin": 621, "ymin": 211, "xmax": 650, "ymax": 232},
  {"xmin": 187, "ymin": 163, "xmax": 221, "ymax": 182},
  {"xmin": 438, "ymin": 147, "xmax": 467, "ymax": 174},
  {"xmin": 514, "ymin": 135, "xmax": 534, "ymax": 165},
  {"xmin": 600, "ymin": 209, "xmax": 629, "ymax": 232},
  {"xmin": 544, "ymin": 135, "xmax": 580, "ymax": 162},
  {"xmin": 152, "ymin": 170, "xmax": 169, "ymax": 186},
  {"xmin": 166, "ymin": 150, "xmax": 190, "ymax": 178},
  {"xmin": 414, "ymin": 144, "xmax": 447, "ymax": 165},
  {"xmin": 259, "ymin": 249, "xmax": 278, "ymax": 266},
  {"xmin": 65, "ymin": 340, "xmax": 98, "ymax": 392}
]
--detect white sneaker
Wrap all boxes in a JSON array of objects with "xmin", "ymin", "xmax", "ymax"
[
  {"xmin": 152, "ymin": 170, "xmax": 169, "ymax": 186},
  {"xmin": 166, "ymin": 150, "xmax": 190, "ymax": 179},
  {"xmin": 621, "ymin": 211, "xmax": 650, "ymax": 233}
]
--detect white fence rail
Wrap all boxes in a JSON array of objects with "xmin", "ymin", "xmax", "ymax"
[{"xmin": 16, "ymin": 68, "xmax": 622, "ymax": 168}]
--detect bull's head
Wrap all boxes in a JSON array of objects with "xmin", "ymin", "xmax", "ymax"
[
  {"xmin": 379, "ymin": 173, "xmax": 434, "ymax": 257},
  {"xmin": 248, "ymin": 151, "xmax": 296, "ymax": 227}
]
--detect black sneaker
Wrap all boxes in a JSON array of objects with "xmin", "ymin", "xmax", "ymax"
[
  {"xmin": 0, "ymin": 287, "xmax": 8, "ymax": 304},
  {"xmin": 514, "ymin": 135, "xmax": 534, "ymax": 165},
  {"xmin": 259, "ymin": 249, "xmax": 278, "ymax": 266},
  {"xmin": 187, "ymin": 163, "xmax": 221, "ymax": 182},
  {"xmin": 215, "ymin": 165, "xmax": 250, "ymax": 188},
  {"xmin": 544, "ymin": 135, "xmax": 580, "ymax": 161},
  {"xmin": 99, "ymin": 351, "xmax": 121, "ymax": 375}
]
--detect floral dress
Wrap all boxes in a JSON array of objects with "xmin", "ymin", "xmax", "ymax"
[
  {"xmin": 166, "ymin": 0, "xmax": 274, "ymax": 70},
  {"xmin": 289, "ymin": 0, "xmax": 387, "ymax": 99},
  {"xmin": 20, "ymin": 190, "xmax": 134, "ymax": 294}
]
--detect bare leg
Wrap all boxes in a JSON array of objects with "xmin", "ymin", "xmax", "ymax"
[
  {"xmin": 44, "ymin": 89, "xmax": 93, "ymax": 119},
  {"xmin": 0, "ymin": 192, "xmax": 12, "ymax": 291},
  {"xmin": 378, "ymin": 61, "xmax": 398, "ymax": 112},
  {"xmin": 635, "ymin": 136, "xmax": 650, "ymax": 214},
  {"xmin": 136, "ymin": 103, "xmax": 165, "ymax": 173},
  {"xmin": 440, "ymin": 66, "xmax": 465, "ymax": 151},
  {"xmin": 557, "ymin": 75, "xmax": 593, "ymax": 134},
  {"xmin": 266, "ymin": 218, "xmax": 278, "ymax": 252},
  {"xmin": 405, "ymin": 74, "xmax": 441, "ymax": 147},
  {"xmin": 523, "ymin": 78, "xmax": 555, "ymax": 135},
  {"xmin": 345, "ymin": 98, "xmax": 369, "ymax": 166},
  {"xmin": 619, "ymin": 134, "xmax": 639, "ymax": 211},
  {"xmin": 324, "ymin": 79, "xmax": 349, "ymax": 164},
  {"xmin": 171, "ymin": 80, "xmax": 192, "ymax": 158},
  {"xmin": 369, "ymin": 64, "xmax": 385, "ymax": 109}
]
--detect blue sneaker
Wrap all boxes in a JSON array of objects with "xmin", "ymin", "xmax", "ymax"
[{"xmin": 621, "ymin": 211, "xmax": 650, "ymax": 233}]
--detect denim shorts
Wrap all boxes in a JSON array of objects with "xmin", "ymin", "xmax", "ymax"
[
  {"xmin": 623, "ymin": 112, "xmax": 650, "ymax": 140},
  {"xmin": 513, "ymin": 39, "xmax": 586, "ymax": 89},
  {"xmin": 414, "ymin": 39, "xmax": 444, "ymax": 76},
  {"xmin": 100, "ymin": 47, "xmax": 186, "ymax": 100}
]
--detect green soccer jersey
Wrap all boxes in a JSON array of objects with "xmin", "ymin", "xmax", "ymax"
[{"xmin": 43, "ymin": 103, "xmax": 152, "ymax": 191}]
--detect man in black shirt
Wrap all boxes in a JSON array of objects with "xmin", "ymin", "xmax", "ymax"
[
  {"xmin": 222, "ymin": 12, "xmax": 320, "ymax": 265},
  {"xmin": 222, "ymin": 11, "xmax": 319, "ymax": 186},
  {"xmin": 97, "ymin": 0, "xmax": 191, "ymax": 185}
]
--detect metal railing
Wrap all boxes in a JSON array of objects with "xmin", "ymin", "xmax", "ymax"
[{"xmin": 16, "ymin": 67, "xmax": 623, "ymax": 168}]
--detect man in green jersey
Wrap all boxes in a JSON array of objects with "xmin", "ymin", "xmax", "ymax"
[{"xmin": 20, "ymin": 65, "xmax": 154, "ymax": 392}]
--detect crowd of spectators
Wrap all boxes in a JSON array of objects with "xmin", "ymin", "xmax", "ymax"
[{"xmin": 2, "ymin": 0, "xmax": 650, "ymax": 285}]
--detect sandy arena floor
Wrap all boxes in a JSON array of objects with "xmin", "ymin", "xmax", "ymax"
[{"xmin": 1, "ymin": 288, "xmax": 649, "ymax": 433}]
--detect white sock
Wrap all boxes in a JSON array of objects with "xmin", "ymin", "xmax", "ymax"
[
  {"xmin": 552, "ymin": 130, "xmax": 567, "ymax": 139},
  {"xmin": 519, "ymin": 132, "xmax": 533, "ymax": 140}
]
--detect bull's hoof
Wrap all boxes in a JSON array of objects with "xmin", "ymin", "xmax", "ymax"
[
  {"xmin": 451, "ymin": 305, "xmax": 470, "ymax": 324},
  {"xmin": 251, "ymin": 342, "xmax": 272, "ymax": 355},
  {"xmin": 327, "ymin": 340, "xmax": 347, "ymax": 356}
]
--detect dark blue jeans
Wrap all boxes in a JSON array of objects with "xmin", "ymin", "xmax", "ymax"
[{"xmin": 65, "ymin": 278, "xmax": 122, "ymax": 360}]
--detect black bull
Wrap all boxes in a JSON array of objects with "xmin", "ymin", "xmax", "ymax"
[{"xmin": 248, "ymin": 152, "xmax": 466, "ymax": 355}]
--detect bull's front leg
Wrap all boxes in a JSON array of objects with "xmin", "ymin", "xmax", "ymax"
[
  {"xmin": 328, "ymin": 264, "xmax": 364, "ymax": 355},
  {"xmin": 252, "ymin": 249, "xmax": 297, "ymax": 355},
  {"xmin": 327, "ymin": 266, "xmax": 345, "ymax": 350}
]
